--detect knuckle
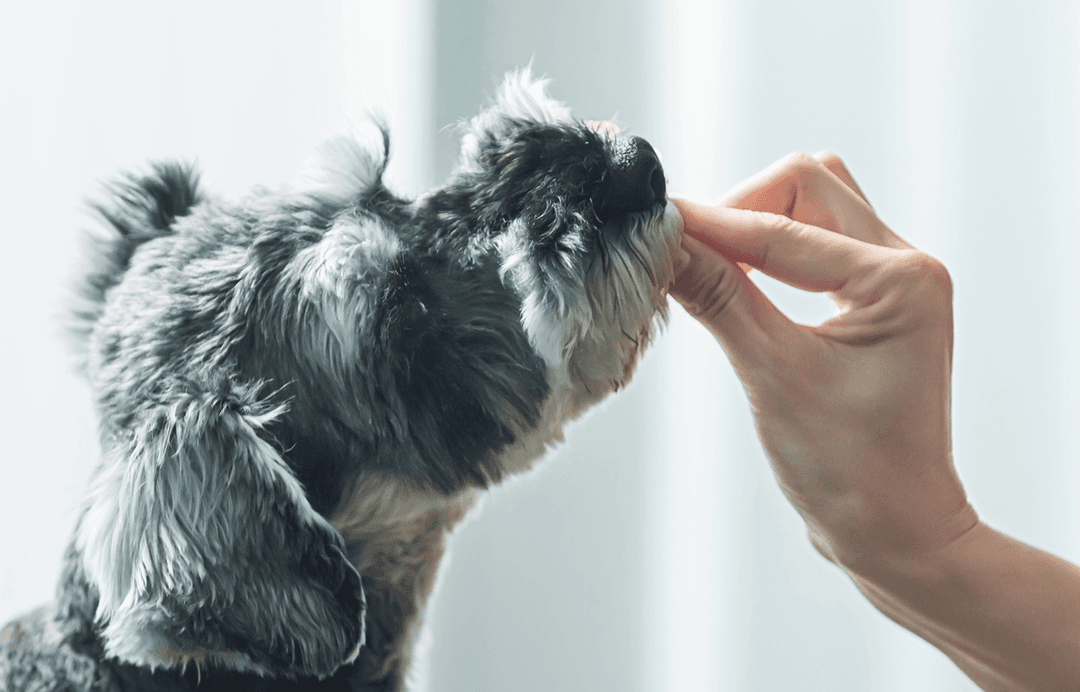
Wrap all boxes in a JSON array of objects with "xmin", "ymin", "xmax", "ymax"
[
  {"xmin": 892, "ymin": 250, "xmax": 954, "ymax": 308},
  {"xmin": 905, "ymin": 251, "xmax": 952, "ymax": 291},
  {"xmin": 813, "ymin": 150, "xmax": 844, "ymax": 168},
  {"xmin": 780, "ymin": 153, "xmax": 833, "ymax": 204},
  {"xmin": 780, "ymin": 151, "xmax": 823, "ymax": 179}
]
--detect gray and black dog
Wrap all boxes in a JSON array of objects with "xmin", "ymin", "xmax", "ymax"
[{"xmin": 0, "ymin": 71, "xmax": 682, "ymax": 691}]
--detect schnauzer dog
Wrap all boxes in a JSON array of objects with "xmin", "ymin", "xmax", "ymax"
[{"xmin": 0, "ymin": 71, "xmax": 682, "ymax": 691}]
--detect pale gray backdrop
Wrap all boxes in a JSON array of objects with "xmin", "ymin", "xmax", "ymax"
[{"xmin": 2, "ymin": 2, "xmax": 1078, "ymax": 691}]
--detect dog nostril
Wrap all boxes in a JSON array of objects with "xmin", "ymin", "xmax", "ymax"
[{"xmin": 600, "ymin": 135, "xmax": 665, "ymax": 220}]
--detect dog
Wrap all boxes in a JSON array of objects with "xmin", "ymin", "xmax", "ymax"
[{"xmin": 0, "ymin": 71, "xmax": 682, "ymax": 691}]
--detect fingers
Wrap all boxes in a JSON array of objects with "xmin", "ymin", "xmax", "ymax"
[
  {"xmin": 673, "ymin": 199, "xmax": 887, "ymax": 294},
  {"xmin": 813, "ymin": 151, "xmax": 871, "ymax": 207},
  {"xmin": 670, "ymin": 152, "xmax": 923, "ymax": 369},
  {"xmin": 719, "ymin": 152, "xmax": 912, "ymax": 251},
  {"xmin": 671, "ymin": 232, "xmax": 798, "ymax": 366}
]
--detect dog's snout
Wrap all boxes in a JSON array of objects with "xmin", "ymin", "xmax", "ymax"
[{"xmin": 597, "ymin": 136, "xmax": 666, "ymax": 221}]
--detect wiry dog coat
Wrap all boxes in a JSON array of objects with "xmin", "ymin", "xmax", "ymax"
[{"xmin": 0, "ymin": 72, "xmax": 682, "ymax": 691}]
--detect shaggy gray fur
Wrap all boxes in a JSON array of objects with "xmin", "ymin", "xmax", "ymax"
[{"xmin": 1, "ymin": 71, "xmax": 680, "ymax": 691}]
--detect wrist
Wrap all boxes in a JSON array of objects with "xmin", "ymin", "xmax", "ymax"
[
  {"xmin": 790, "ymin": 446, "xmax": 973, "ymax": 574},
  {"xmin": 807, "ymin": 495, "xmax": 980, "ymax": 580}
]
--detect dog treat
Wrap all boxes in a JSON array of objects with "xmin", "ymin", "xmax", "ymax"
[
  {"xmin": 1, "ymin": 70, "xmax": 682, "ymax": 692},
  {"xmin": 586, "ymin": 119, "xmax": 621, "ymax": 137}
]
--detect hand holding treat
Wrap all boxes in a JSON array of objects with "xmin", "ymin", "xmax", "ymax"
[
  {"xmin": 670, "ymin": 152, "xmax": 1080, "ymax": 691},
  {"xmin": 672, "ymin": 151, "xmax": 973, "ymax": 565}
]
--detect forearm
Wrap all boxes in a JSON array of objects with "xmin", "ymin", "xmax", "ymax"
[{"xmin": 842, "ymin": 522, "xmax": 1080, "ymax": 692}]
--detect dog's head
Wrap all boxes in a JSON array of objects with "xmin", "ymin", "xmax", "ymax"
[
  {"xmin": 71, "ymin": 70, "xmax": 681, "ymax": 683},
  {"xmin": 288, "ymin": 69, "xmax": 682, "ymax": 490},
  {"xmin": 423, "ymin": 70, "xmax": 681, "ymax": 401}
]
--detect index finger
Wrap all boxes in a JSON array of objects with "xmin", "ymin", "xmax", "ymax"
[
  {"xmin": 720, "ymin": 153, "xmax": 912, "ymax": 251},
  {"xmin": 813, "ymin": 151, "xmax": 872, "ymax": 208},
  {"xmin": 673, "ymin": 199, "xmax": 892, "ymax": 295}
]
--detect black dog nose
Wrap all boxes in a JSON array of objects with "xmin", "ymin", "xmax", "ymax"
[{"xmin": 598, "ymin": 136, "xmax": 666, "ymax": 220}]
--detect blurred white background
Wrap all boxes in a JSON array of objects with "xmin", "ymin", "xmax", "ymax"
[{"xmin": 2, "ymin": 1, "xmax": 1079, "ymax": 690}]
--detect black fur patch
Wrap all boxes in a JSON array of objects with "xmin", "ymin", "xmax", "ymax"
[{"xmin": 414, "ymin": 120, "xmax": 609, "ymax": 262}]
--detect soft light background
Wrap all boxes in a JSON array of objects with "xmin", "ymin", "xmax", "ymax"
[{"xmin": 1, "ymin": 1, "xmax": 1077, "ymax": 690}]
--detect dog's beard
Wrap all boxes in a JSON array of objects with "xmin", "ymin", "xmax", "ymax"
[{"xmin": 500, "ymin": 201, "xmax": 682, "ymax": 403}]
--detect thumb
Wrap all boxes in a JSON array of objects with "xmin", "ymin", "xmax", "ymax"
[
  {"xmin": 669, "ymin": 232, "xmax": 744, "ymax": 328},
  {"xmin": 670, "ymin": 229, "xmax": 798, "ymax": 372}
]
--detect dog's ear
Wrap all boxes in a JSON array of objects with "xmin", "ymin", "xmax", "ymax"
[
  {"xmin": 457, "ymin": 68, "xmax": 573, "ymax": 173},
  {"xmin": 75, "ymin": 382, "xmax": 365, "ymax": 678}
]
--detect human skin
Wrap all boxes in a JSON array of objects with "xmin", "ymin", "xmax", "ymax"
[{"xmin": 669, "ymin": 153, "xmax": 1080, "ymax": 691}]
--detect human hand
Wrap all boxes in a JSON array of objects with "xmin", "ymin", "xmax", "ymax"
[{"xmin": 670, "ymin": 153, "xmax": 979, "ymax": 575}]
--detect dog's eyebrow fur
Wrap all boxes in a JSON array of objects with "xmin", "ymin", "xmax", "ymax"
[{"xmin": 0, "ymin": 69, "xmax": 682, "ymax": 692}]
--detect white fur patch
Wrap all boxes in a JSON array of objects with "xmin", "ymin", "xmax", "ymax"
[
  {"xmin": 491, "ymin": 69, "xmax": 573, "ymax": 124},
  {"xmin": 293, "ymin": 131, "xmax": 387, "ymax": 206},
  {"xmin": 102, "ymin": 626, "xmax": 274, "ymax": 677},
  {"xmin": 499, "ymin": 202, "xmax": 684, "ymax": 384},
  {"xmin": 459, "ymin": 69, "xmax": 573, "ymax": 172},
  {"xmin": 293, "ymin": 215, "xmax": 402, "ymax": 355},
  {"xmin": 495, "ymin": 218, "xmax": 581, "ymax": 366}
]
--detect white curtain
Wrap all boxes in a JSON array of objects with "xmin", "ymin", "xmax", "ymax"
[{"xmin": 2, "ymin": 2, "xmax": 1078, "ymax": 691}]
